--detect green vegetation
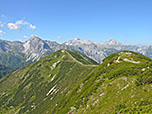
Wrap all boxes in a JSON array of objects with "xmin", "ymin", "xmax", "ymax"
[
  {"xmin": 0, "ymin": 50, "xmax": 152, "ymax": 114},
  {"xmin": 51, "ymin": 51, "xmax": 152, "ymax": 114},
  {"xmin": 0, "ymin": 49, "xmax": 97, "ymax": 114},
  {"xmin": 115, "ymin": 104, "xmax": 152, "ymax": 113},
  {"xmin": 68, "ymin": 51, "xmax": 98, "ymax": 65}
]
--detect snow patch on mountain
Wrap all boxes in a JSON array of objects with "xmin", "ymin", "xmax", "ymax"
[
  {"xmin": 123, "ymin": 58, "xmax": 140, "ymax": 64},
  {"xmin": 46, "ymin": 85, "xmax": 57, "ymax": 96},
  {"xmin": 115, "ymin": 56, "xmax": 121, "ymax": 63},
  {"xmin": 51, "ymin": 74, "xmax": 56, "ymax": 81},
  {"xmin": 121, "ymin": 84, "xmax": 129, "ymax": 90},
  {"xmin": 51, "ymin": 61, "xmax": 60, "ymax": 70}
]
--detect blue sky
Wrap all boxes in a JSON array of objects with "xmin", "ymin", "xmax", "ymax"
[{"xmin": 0, "ymin": 0, "xmax": 152, "ymax": 45}]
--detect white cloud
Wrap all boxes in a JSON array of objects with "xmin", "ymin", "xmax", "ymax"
[
  {"xmin": 24, "ymin": 35, "xmax": 28, "ymax": 38},
  {"xmin": 7, "ymin": 20, "xmax": 36, "ymax": 30},
  {"xmin": 16, "ymin": 20, "xmax": 26, "ymax": 25},
  {"xmin": 7, "ymin": 23, "xmax": 20, "ymax": 30},
  {"xmin": 29, "ymin": 24, "xmax": 36, "ymax": 29},
  {"xmin": 0, "ymin": 20, "xmax": 4, "ymax": 27},
  {"xmin": 0, "ymin": 30, "xmax": 5, "ymax": 35},
  {"xmin": 1, "ymin": 14, "xmax": 6, "ymax": 18},
  {"xmin": 16, "ymin": 20, "xmax": 29, "ymax": 25},
  {"xmin": 0, "ymin": 23, "xmax": 3, "ymax": 27}
]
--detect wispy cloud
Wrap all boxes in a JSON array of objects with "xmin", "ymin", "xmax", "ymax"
[
  {"xmin": 1, "ymin": 14, "xmax": 6, "ymax": 18},
  {"xmin": 7, "ymin": 23, "xmax": 20, "ymax": 30},
  {"xmin": 0, "ymin": 23, "xmax": 4, "ymax": 28},
  {"xmin": 0, "ymin": 20, "xmax": 4, "ymax": 28},
  {"xmin": 56, "ymin": 36, "xmax": 63, "ymax": 39},
  {"xmin": 0, "ymin": 14, "xmax": 7, "ymax": 27},
  {"xmin": 16, "ymin": 20, "xmax": 28, "ymax": 25},
  {"xmin": 0, "ymin": 30, "xmax": 5, "ymax": 35},
  {"xmin": 24, "ymin": 35, "xmax": 28, "ymax": 39},
  {"xmin": 7, "ymin": 20, "xmax": 36, "ymax": 30}
]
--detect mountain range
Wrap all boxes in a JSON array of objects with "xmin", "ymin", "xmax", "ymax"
[
  {"xmin": 0, "ymin": 36, "xmax": 152, "ymax": 71},
  {"xmin": 0, "ymin": 50, "xmax": 151, "ymax": 114}
]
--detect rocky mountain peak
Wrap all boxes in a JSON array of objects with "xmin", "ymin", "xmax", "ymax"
[
  {"xmin": 65, "ymin": 38, "xmax": 95, "ymax": 46},
  {"xmin": 104, "ymin": 39, "xmax": 122, "ymax": 45},
  {"xmin": 28, "ymin": 35, "xmax": 42, "ymax": 42},
  {"xmin": 24, "ymin": 36, "xmax": 44, "ymax": 49},
  {"xmin": 23, "ymin": 36, "xmax": 50, "ymax": 62}
]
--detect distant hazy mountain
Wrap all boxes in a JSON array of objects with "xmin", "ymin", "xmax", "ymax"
[
  {"xmin": 0, "ymin": 36, "xmax": 152, "ymax": 70},
  {"xmin": 64, "ymin": 38, "xmax": 152, "ymax": 63},
  {"xmin": 104, "ymin": 39, "xmax": 122, "ymax": 45}
]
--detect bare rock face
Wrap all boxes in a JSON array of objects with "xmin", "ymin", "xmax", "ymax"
[
  {"xmin": 23, "ymin": 35, "xmax": 51, "ymax": 62},
  {"xmin": 104, "ymin": 39, "xmax": 122, "ymax": 45},
  {"xmin": 65, "ymin": 38, "xmax": 94, "ymax": 46}
]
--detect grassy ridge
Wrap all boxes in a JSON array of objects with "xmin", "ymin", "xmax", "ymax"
[
  {"xmin": 0, "ymin": 49, "xmax": 98, "ymax": 114},
  {"xmin": 1, "ymin": 50, "xmax": 152, "ymax": 114},
  {"xmin": 51, "ymin": 51, "xmax": 152, "ymax": 114}
]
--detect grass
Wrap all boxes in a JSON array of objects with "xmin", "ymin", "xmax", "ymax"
[
  {"xmin": 0, "ymin": 49, "xmax": 98, "ymax": 114},
  {"xmin": 51, "ymin": 51, "xmax": 152, "ymax": 114}
]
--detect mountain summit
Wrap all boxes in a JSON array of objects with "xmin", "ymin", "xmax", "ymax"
[
  {"xmin": 29, "ymin": 35, "xmax": 42, "ymax": 41},
  {"xmin": 65, "ymin": 38, "xmax": 95, "ymax": 46},
  {"xmin": 23, "ymin": 35, "xmax": 51, "ymax": 62},
  {"xmin": 104, "ymin": 39, "xmax": 122, "ymax": 45}
]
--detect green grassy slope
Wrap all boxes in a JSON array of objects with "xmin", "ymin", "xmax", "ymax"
[
  {"xmin": 52, "ymin": 51, "xmax": 152, "ymax": 114},
  {"xmin": 0, "ymin": 49, "xmax": 98, "ymax": 114}
]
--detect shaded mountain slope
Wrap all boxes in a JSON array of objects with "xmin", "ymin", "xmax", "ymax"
[
  {"xmin": 0, "ymin": 52, "xmax": 32, "ymax": 70},
  {"xmin": 0, "ymin": 64, "xmax": 13, "ymax": 78},
  {"xmin": 0, "ymin": 50, "xmax": 98, "ymax": 114},
  {"xmin": 51, "ymin": 51, "xmax": 152, "ymax": 114}
]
